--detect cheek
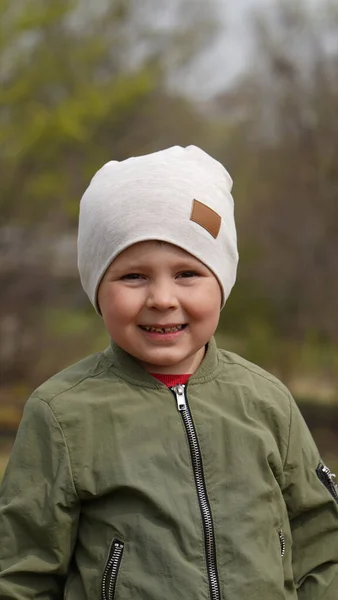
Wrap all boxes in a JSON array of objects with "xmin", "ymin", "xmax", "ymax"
[
  {"xmin": 98, "ymin": 286, "xmax": 120, "ymax": 321},
  {"xmin": 188, "ymin": 284, "xmax": 221, "ymax": 318},
  {"xmin": 100, "ymin": 286, "xmax": 142, "ymax": 322}
]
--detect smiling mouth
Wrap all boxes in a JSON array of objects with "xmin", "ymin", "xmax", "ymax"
[{"xmin": 139, "ymin": 324, "xmax": 187, "ymax": 333}]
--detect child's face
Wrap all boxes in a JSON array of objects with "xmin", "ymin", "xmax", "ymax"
[{"xmin": 97, "ymin": 241, "xmax": 222, "ymax": 374}]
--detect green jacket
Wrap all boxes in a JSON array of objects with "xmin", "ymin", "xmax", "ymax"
[{"xmin": 0, "ymin": 338, "xmax": 337, "ymax": 599}]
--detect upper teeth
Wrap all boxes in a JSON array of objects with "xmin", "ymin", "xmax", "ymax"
[{"xmin": 141, "ymin": 325, "xmax": 184, "ymax": 333}]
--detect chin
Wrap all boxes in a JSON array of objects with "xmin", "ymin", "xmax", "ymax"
[
  {"xmin": 145, "ymin": 356, "xmax": 180, "ymax": 367},
  {"xmin": 139, "ymin": 351, "xmax": 184, "ymax": 366}
]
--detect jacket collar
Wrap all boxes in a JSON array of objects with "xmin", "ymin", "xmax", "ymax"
[{"xmin": 104, "ymin": 337, "xmax": 219, "ymax": 388}]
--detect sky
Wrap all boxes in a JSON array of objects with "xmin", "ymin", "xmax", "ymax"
[
  {"xmin": 170, "ymin": 0, "xmax": 270, "ymax": 98},
  {"xmin": 175, "ymin": 0, "xmax": 333, "ymax": 99},
  {"xmin": 191, "ymin": 0, "xmax": 267, "ymax": 96}
]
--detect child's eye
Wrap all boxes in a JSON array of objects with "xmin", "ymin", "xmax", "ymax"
[
  {"xmin": 121, "ymin": 273, "xmax": 143, "ymax": 280},
  {"xmin": 177, "ymin": 271, "xmax": 199, "ymax": 278}
]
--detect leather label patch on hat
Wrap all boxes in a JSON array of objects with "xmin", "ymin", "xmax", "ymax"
[{"xmin": 190, "ymin": 199, "xmax": 221, "ymax": 238}]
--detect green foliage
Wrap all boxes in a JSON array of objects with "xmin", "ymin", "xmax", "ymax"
[
  {"xmin": 0, "ymin": 1, "xmax": 161, "ymax": 224},
  {"xmin": 0, "ymin": 0, "xmax": 217, "ymax": 225}
]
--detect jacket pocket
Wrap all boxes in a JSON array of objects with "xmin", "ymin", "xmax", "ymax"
[
  {"xmin": 102, "ymin": 538, "xmax": 124, "ymax": 600},
  {"xmin": 278, "ymin": 528, "xmax": 286, "ymax": 557}
]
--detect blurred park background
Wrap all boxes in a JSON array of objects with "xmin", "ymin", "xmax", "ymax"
[{"xmin": 1, "ymin": 0, "xmax": 337, "ymax": 478}]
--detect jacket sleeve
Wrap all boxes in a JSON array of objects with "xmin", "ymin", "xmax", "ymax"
[
  {"xmin": 0, "ymin": 395, "xmax": 80, "ymax": 599},
  {"xmin": 282, "ymin": 395, "xmax": 338, "ymax": 599}
]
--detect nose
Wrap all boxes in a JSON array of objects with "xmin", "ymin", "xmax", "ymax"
[{"xmin": 146, "ymin": 278, "xmax": 178, "ymax": 311}]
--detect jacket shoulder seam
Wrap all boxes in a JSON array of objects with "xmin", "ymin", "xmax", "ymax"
[
  {"xmin": 218, "ymin": 353, "xmax": 289, "ymax": 396},
  {"xmin": 282, "ymin": 393, "xmax": 298, "ymax": 472},
  {"xmin": 218, "ymin": 352, "xmax": 292, "ymax": 467},
  {"xmin": 33, "ymin": 395, "xmax": 80, "ymax": 498},
  {"xmin": 41, "ymin": 360, "xmax": 112, "ymax": 404}
]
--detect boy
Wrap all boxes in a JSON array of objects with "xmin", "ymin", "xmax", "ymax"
[{"xmin": 0, "ymin": 145, "xmax": 337, "ymax": 599}]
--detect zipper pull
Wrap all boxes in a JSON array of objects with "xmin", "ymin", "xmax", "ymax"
[
  {"xmin": 316, "ymin": 462, "xmax": 338, "ymax": 502},
  {"xmin": 171, "ymin": 384, "xmax": 187, "ymax": 411}
]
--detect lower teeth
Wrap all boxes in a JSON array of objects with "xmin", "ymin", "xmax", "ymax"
[{"xmin": 142, "ymin": 326, "xmax": 184, "ymax": 333}]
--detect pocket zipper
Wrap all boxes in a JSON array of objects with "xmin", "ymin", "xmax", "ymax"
[
  {"xmin": 102, "ymin": 539, "xmax": 124, "ymax": 600},
  {"xmin": 278, "ymin": 529, "xmax": 286, "ymax": 557},
  {"xmin": 316, "ymin": 462, "xmax": 338, "ymax": 503}
]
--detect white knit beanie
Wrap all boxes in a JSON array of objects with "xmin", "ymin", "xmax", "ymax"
[{"xmin": 78, "ymin": 145, "xmax": 238, "ymax": 312}]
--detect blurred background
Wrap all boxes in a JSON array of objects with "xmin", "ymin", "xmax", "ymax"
[{"xmin": 1, "ymin": 0, "xmax": 337, "ymax": 478}]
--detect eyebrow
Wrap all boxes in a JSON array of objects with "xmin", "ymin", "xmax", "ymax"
[{"xmin": 108, "ymin": 257, "xmax": 205, "ymax": 274}]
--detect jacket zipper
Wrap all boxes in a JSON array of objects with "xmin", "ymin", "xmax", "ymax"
[
  {"xmin": 316, "ymin": 462, "xmax": 338, "ymax": 503},
  {"xmin": 102, "ymin": 539, "xmax": 124, "ymax": 600},
  {"xmin": 278, "ymin": 529, "xmax": 286, "ymax": 557},
  {"xmin": 171, "ymin": 384, "xmax": 221, "ymax": 600}
]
